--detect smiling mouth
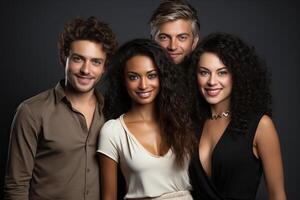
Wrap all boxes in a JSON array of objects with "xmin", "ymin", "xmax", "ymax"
[
  {"xmin": 136, "ymin": 91, "xmax": 152, "ymax": 98},
  {"xmin": 168, "ymin": 53, "xmax": 182, "ymax": 58},
  {"xmin": 76, "ymin": 75, "xmax": 94, "ymax": 84},
  {"xmin": 205, "ymin": 88, "xmax": 222, "ymax": 96}
]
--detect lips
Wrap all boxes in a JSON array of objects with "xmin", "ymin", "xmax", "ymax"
[
  {"xmin": 168, "ymin": 53, "xmax": 182, "ymax": 59},
  {"xmin": 136, "ymin": 91, "xmax": 152, "ymax": 98},
  {"xmin": 205, "ymin": 88, "xmax": 222, "ymax": 97},
  {"xmin": 76, "ymin": 75, "xmax": 94, "ymax": 85}
]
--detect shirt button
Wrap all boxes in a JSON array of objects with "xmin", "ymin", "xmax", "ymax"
[
  {"xmin": 87, "ymin": 168, "xmax": 90, "ymax": 173},
  {"xmin": 86, "ymin": 190, "xmax": 89, "ymax": 195}
]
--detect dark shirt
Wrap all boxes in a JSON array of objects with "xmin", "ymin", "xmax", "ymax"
[
  {"xmin": 4, "ymin": 81, "xmax": 105, "ymax": 200},
  {"xmin": 189, "ymin": 113, "xmax": 264, "ymax": 200}
]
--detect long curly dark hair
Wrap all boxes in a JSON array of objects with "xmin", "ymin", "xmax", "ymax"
[
  {"xmin": 58, "ymin": 16, "xmax": 118, "ymax": 67},
  {"xmin": 104, "ymin": 38, "xmax": 195, "ymax": 166},
  {"xmin": 189, "ymin": 32, "xmax": 272, "ymax": 133}
]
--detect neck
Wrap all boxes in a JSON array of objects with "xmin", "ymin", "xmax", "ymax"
[
  {"xmin": 210, "ymin": 100, "xmax": 230, "ymax": 116},
  {"xmin": 64, "ymin": 87, "xmax": 96, "ymax": 106},
  {"xmin": 128, "ymin": 102, "xmax": 157, "ymax": 121}
]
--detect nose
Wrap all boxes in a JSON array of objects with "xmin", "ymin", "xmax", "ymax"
[
  {"xmin": 167, "ymin": 38, "xmax": 177, "ymax": 51},
  {"xmin": 138, "ymin": 77, "xmax": 148, "ymax": 90},
  {"xmin": 80, "ymin": 61, "xmax": 90, "ymax": 75},
  {"xmin": 208, "ymin": 73, "xmax": 217, "ymax": 86}
]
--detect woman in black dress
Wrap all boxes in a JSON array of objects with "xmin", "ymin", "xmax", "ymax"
[{"xmin": 188, "ymin": 32, "xmax": 286, "ymax": 200}]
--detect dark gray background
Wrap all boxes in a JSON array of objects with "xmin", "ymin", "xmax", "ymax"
[{"xmin": 1, "ymin": 0, "xmax": 299, "ymax": 199}]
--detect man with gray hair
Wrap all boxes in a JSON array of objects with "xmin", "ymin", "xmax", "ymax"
[{"xmin": 150, "ymin": 0, "xmax": 200, "ymax": 65}]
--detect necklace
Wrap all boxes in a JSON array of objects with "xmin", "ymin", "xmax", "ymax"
[{"xmin": 210, "ymin": 111, "xmax": 230, "ymax": 120}]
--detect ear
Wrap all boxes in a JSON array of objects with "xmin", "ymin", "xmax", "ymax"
[{"xmin": 192, "ymin": 36, "xmax": 199, "ymax": 50}]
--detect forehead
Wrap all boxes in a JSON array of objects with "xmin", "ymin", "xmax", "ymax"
[
  {"xmin": 158, "ymin": 19, "xmax": 193, "ymax": 36},
  {"xmin": 125, "ymin": 55, "xmax": 157, "ymax": 73},
  {"xmin": 69, "ymin": 40, "xmax": 106, "ymax": 59},
  {"xmin": 198, "ymin": 52, "xmax": 227, "ymax": 70}
]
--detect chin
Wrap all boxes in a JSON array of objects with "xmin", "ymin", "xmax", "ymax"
[
  {"xmin": 74, "ymin": 85, "xmax": 95, "ymax": 93},
  {"xmin": 204, "ymin": 97, "xmax": 222, "ymax": 105},
  {"xmin": 173, "ymin": 58, "xmax": 184, "ymax": 64},
  {"xmin": 133, "ymin": 98, "xmax": 155, "ymax": 105}
]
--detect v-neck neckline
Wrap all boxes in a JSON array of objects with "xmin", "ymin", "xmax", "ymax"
[
  {"xmin": 119, "ymin": 114, "xmax": 172, "ymax": 158},
  {"xmin": 198, "ymin": 120, "xmax": 232, "ymax": 179},
  {"xmin": 193, "ymin": 146, "xmax": 224, "ymax": 200}
]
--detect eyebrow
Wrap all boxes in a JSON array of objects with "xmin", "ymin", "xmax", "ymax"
[
  {"xmin": 198, "ymin": 66, "xmax": 228, "ymax": 71},
  {"xmin": 158, "ymin": 33, "xmax": 170, "ymax": 37},
  {"xmin": 71, "ymin": 53, "xmax": 104, "ymax": 62},
  {"xmin": 158, "ymin": 33, "xmax": 190, "ymax": 37},
  {"xmin": 71, "ymin": 53, "xmax": 84, "ymax": 58},
  {"xmin": 127, "ymin": 69, "xmax": 157, "ymax": 75},
  {"xmin": 177, "ymin": 33, "xmax": 190, "ymax": 36}
]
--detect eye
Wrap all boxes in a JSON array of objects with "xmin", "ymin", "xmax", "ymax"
[
  {"xmin": 72, "ymin": 55, "xmax": 82, "ymax": 63},
  {"xmin": 92, "ymin": 59, "xmax": 102, "ymax": 66},
  {"xmin": 218, "ymin": 70, "xmax": 228, "ymax": 76},
  {"xmin": 198, "ymin": 70, "xmax": 209, "ymax": 76},
  {"xmin": 178, "ymin": 35, "xmax": 188, "ymax": 42},
  {"xmin": 158, "ymin": 34, "xmax": 168, "ymax": 41},
  {"xmin": 147, "ymin": 73, "xmax": 158, "ymax": 79},
  {"xmin": 128, "ymin": 74, "xmax": 139, "ymax": 81}
]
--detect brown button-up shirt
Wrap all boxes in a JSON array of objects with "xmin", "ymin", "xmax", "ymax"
[{"xmin": 4, "ymin": 81, "xmax": 105, "ymax": 200}]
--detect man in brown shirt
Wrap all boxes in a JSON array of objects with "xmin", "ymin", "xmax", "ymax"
[{"xmin": 4, "ymin": 16, "xmax": 117, "ymax": 200}]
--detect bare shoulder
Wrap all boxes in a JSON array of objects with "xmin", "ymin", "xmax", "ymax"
[
  {"xmin": 258, "ymin": 115, "xmax": 274, "ymax": 126},
  {"xmin": 254, "ymin": 115, "xmax": 279, "ymax": 144}
]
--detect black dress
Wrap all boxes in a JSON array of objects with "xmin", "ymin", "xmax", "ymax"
[{"xmin": 189, "ymin": 113, "xmax": 264, "ymax": 200}]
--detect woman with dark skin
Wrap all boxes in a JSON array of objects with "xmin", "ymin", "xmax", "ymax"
[
  {"xmin": 98, "ymin": 39, "xmax": 195, "ymax": 200},
  {"xmin": 188, "ymin": 32, "xmax": 286, "ymax": 200}
]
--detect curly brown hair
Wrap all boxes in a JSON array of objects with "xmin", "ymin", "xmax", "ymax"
[
  {"xmin": 189, "ymin": 32, "xmax": 272, "ymax": 133},
  {"xmin": 58, "ymin": 16, "xmax": 118, "ymax": 67}
]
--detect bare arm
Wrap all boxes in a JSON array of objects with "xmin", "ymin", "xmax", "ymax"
[
  {"xmin": 99, "ymin": 154, "xmax": 118, "ymax": 200},
  {"xmin": 255, "ymin": 115, "xmax": 286, "ymax": 200}
]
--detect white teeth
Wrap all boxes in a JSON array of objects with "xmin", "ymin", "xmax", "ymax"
[
  {"xmin": 206, "ymin": 89, "xmax": 220, "ymax": 96},
  {"xmin": 77, "ymin": 77, "xmax": 92, "ymax": 85},
  {"xmin": 137, "ymin": 92, "xmax": 151, "ymax": 98}
]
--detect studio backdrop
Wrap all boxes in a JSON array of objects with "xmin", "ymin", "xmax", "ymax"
[{"xmin": 1, "ymin": 0, "xmax": 299, "ymax": 199}]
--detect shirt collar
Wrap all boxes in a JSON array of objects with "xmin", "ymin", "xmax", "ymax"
[
  {"xmin": 54, "ymin": 80, "xmax": 104, "ymax": 111},
  {"xmin": 54, "ymin": 80, "xmax": 67, "ymax": 103}
]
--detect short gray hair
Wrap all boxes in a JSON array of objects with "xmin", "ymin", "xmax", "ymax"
[{"xmin": 150, "ymin": 0, "xmax": 200, "ymax": 39}]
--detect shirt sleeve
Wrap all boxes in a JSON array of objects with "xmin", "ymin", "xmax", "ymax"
[
  {"xmin": 4, "ymin": 103, "xmax": 40, "ymax": 200},
  {"xmin": 97, "ymin": 119, "xmax": 120, "ymax": 163}
]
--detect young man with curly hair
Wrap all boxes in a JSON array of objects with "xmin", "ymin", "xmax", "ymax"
[{"xmin": 4, "ymin": 16, "xmax": 117, "ymax": 200}]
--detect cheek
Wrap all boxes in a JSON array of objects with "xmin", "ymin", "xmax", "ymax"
[
  {"xmin": 152, "ymin": 80, "xmax": 160, "ymax": 99},
  {"xmin": 66, "ymin": 62, "xmax": 78, "ymax": 73},
  {"xmin": 125, "ymin": 80, "xmax": 137, "ymax": 93},
  {"xmin": 93, "ymin": 66, "xmax": 105, "ymax": 76},
  {"xmin": 157, "ymin": 40, "xmax": 169, "ymax": 48},
  {"xmin": 153, "ymin": 79, "xmax": 160, "ymax": 89},
  {"xmin": 197, "ymin": 77, "xmax": 206, "ymax": 95},
  {"xmin": 224, "ymin": 76, "xmax": 233, "ymax": 89},
  {"xmin": 182, "ymin": 40, "xmax": 193, "ymax": 50},
  {"xmin": 197, "ymin": 75, "xmax": 205, "ymax": 88}
]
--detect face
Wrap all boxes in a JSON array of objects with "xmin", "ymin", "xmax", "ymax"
[
  {"xmin": 155, "ymin": 19, "xmax": 198, "ymax": 64},
  {"xmin": 65, "ymin": 40, "xmax": 106, "ymax": 94},
  {"xmin": 197, "ymin": 52, "xmax": 232, "ymax": 110},
  {"xmin": 124, "ymin": 55, "xmax": 160, "ymax": 106}
]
